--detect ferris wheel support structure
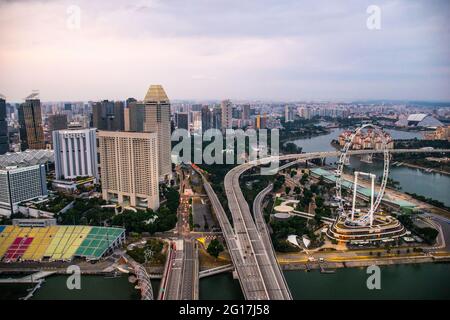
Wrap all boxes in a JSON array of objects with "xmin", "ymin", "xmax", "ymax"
[{"xmin": 335, "ymin": 124, "xmax": 390, "ymax": 227}]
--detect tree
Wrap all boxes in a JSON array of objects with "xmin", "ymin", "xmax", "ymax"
[
  {"xmin": 315, "ymin": 196, "xmax": 324, "ymax": 208},
  {"xmin": 285, "ymin": 187, "xmax": 291, "ymax": 194},
  {"xmin": 207, "ymin": 239, "xmax": 224, "ymax": 258}
]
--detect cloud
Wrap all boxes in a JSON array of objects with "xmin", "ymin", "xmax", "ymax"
[{"xmin": 0, "ymin": 0, "xmax": 449, "ymax": 101}]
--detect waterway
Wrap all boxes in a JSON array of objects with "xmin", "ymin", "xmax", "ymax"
[
  {"xmin": 288, "ymin": 127, "xmax": 450, "ymax": 206},
  {"xmin": 199, "ymin": 263, "xmax": 450, "ymax": 300}
]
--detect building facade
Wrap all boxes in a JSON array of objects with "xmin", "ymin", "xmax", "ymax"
[
  {"xmin": 98, "ymin": 131, "xmax": 160, "ymax": 211},
  {"xmin": 201, "ymin": 105, "xmax": 212, "ymax": 133},
  {"xmin": 48, "ymin": 114, "xmax": 68, "ymax": 133},
  {"xmin": 241, "ymin": 104, "xmax": 250, "ymax": 120},
  {"xmin": 53, "ymin": 128, "xmax": 99, "ymax": 181},
  {"xmin": 176, "ymin": 112, "xmax": 189, "ymax": 130},
  {"xmin": 0, "ymin": 97, "xmax": 8, "ymax": 154},
  {"xmin": 0, "ymin": 164, "xmax": 48, "ymax": 217},
  {"xmin": 18, "ymin": 96, "xmax": 45, "ymax": 151},
  {"xmin": 285, "ymin": 105, "xmax": 294, "ymax": 122},
  {"xmin": 221, "ymin": 100, "xmax": 232, "ymax": 131},
  {"xmin": 125, "ymin": 85, "xmax": 172, "ymax": 180},
  {"xmin": 212, "ymin": 106, "xmax": 222, "ymax": 130},
  {"xmin": 92, "ymin": 100, "xmax": 125, "ymax": 131}
]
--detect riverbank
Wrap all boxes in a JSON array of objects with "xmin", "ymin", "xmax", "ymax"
[
  {"xmin": 279, "ymin": 254, "xmax": 450, "ymax": 271},
  {"xmin": 399, "ymin": 161, "xmax": 450, "ymax": 176}
]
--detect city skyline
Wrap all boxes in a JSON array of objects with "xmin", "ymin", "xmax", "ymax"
[{"xmin": 0, "ymin": 0, "xmax": 449, "ymax": 102}]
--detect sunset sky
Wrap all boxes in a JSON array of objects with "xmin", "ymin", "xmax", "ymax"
[{"xmin": 0, "ymin": 0, "xmax": 449, "ymax": 102}]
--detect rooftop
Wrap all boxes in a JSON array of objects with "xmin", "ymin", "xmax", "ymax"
[
  {"xmin": 0, "ymin": 150, "xmax": 54, "ymax": 169},
  {"xmin": 144, "ymin": 85, "xmax": 169, "ymax": 103}
]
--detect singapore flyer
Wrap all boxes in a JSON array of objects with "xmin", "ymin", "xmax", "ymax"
[{"xmin": 335, "ymin": 124, "xmax": 390, "ymax": 227}]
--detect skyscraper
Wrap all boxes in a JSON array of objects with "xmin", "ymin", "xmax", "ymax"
[
  {"xmin": 285, "ymin": 105, "xmax": 294, "ymax": 122},
  {"xmin": 212, "ymin": 107, "xmax": 222, "ymax": 130},
  {"xmin": 18, "ymin": 93, "xmax": 45, "ymax": 151},
  {"xmin": 221, "ymin": 99, "xmax": 232, "ymax": 131},
  {"xmin": 0, "ymin": 96, "xmax": 8, "ymax": 154},
  {"xmin": 176, "ymin": 112, "xmax": 189, "ymax": 130},
  {"xmin": 98, "ymin": 131, "xmax": 159, "ymax": 211},
  {"xmin": 92, "ymin": 100, "xmax": 124, "ymax": 131},
  {"xmin": 191, "ymin": 111, "xmax": 202, "ymax": 133},
  {"xmin": 201, "ymin": 105, "xmax": 212, "ymax": 133},
  {"xmin": 48, "ymin": 114, "xmax": 68, "ymax": 133},
  {"xmin": 53, "ymin": 128, "xmax": 99, "ymax": 181},
  {"xmin": 124, "ymin": 85, "xmax": 172, "ymax": 180},
  {"xmin": 241, "ymin": 104, "xmax": 250, "ymax": 120}
]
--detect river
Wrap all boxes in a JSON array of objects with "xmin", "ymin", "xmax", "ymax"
[{"xmin": 288, "ymin": 127, "xmax": 450, "ymax": 206}]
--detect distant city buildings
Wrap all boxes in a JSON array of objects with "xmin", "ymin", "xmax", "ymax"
[
  {"xmin": 98, "ymin": 131, "xmax": 160, "ymax": 211},
  {"xmin": 241, "ymin": 104, "xmax": 250, "ymax": 121},
  {"xmin": 176, "ymin": 112, "xmax": 189, "ymax": 130},
  {"xmin": 338, "ymin": 129, "xmax": 394, "ymax": 150},
  {"xmin": 48, "ymin": 114, "xmax": 68, "ymax": 133},
  {"xmin": 395, "ymin": 113, "xmax": 443, "ymax": 128},
  {"xmin": 221, "ymin": 99, "xmax": 232, "ymax": 131},
  {"xmin": 0, "ymin": 96, "xmax": 8, "ymax": 154},
  {"xmin": 18, "ymin": 93, "xmax": 45, "ymax": 151},
  {"xmin": 92, "ymin": 100, "xmax": 125, "ymax": 131},
  {"xmin": 285, "ymin": 105, "xmax": 294, "ymax": 122},
  {"xmin": 201, "ymin": 105, "xmax": 212, "ymax": 133},
  {"xmin": 424, "ymin": 125, "xmax": 450, "ymax": 141},
  {"xmin": 52, "ymin": 128, "xmax": 99, "ymax": 181},
  {"xmin": 0, "ymin": 164, "xmax": 48, "ymax": 217},
  {"xmin": 212, "ymin": 106, "xmax": 222, "ymax": 130},
  {"xmin": 255, "ymin": 113, "xmax": 268, "ymax": 129}
]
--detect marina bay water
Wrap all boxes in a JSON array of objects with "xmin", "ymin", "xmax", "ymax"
[{"xmin": 200, "ymin": 263, "xmax": 450, "ymax": 300}]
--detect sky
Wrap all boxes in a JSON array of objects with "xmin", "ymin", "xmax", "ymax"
[{"xmin": 0, "ymin": 0, "xmax": 449, "ymax": 102}]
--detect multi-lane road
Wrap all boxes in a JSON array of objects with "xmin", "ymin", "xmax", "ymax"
[{"xmin": 159, "ymin": 239, "xmax": 199, "ymax": 300}]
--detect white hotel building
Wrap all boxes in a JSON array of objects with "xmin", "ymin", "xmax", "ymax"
[
  {"xmin": 0, "ymin": 164, "xmax": 48, "ymax": 216},
  {"xmin": 52, "ymin": 128, "xmax": 99, "ymax": 181}
]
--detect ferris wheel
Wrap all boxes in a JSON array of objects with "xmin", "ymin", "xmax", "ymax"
[{"xmin": 335, "ymin": 124, "xmax": 390, "ymax": 227}]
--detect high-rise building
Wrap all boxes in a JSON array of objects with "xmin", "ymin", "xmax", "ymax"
[
  {"xmin": 18, "ymin": 93, "xmax": 45, "ymax": 151},
  {"xmin": 124, "ymin": 86, "xmax": 172, "ymax": 180},
  {"xmin": 0, "ymin": 96, "xmax": 8, "ymax": 154},
  {"xmin": 241, "ymin": 104, "xmax": 250, "ymax": 120},
  {"xmin": 201, "ymin": 105, "xmax": 212, "ymax": 133},
  {"xmin": 53, "ymin": 128, "xmax": 99, "ymax": 181},
  {"xmin": 285, "ymin": 105, "xmax": 294, "ymax": 122},
  {"xmin": 212, "ymin": 107, "xmax": 222, "ymax": 130},
  {"xmin": 48, "ymin": 114, "xmax": 68, "ymax": 133},
  {"xmin": 92, "ymin": 100, "xmax": 124, "ymax": 131},
  {"xmin": 98, "ymin": 131, "xmax": 159, "ymax": 211},
  {"xmin": 176, "ymin": 112, "xmax": 189, "ymax": 130},
  {"xmin": 221, "ymin": 100, "xmax": 232, "ymax": 131},
  {"xmin": 0, "ymin": 164, "xmax": 48, "ymax": 217},
  {"xmin": 191, "ymin": 111, "xmax": 202, "ymax": 133},
  {"xmin": 191, "ymin": 104, "xmax": 202, "ymax": 112},
  {"xmin": 255, "ymin": 113, "xmax": 268, "ymax": 129}
]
